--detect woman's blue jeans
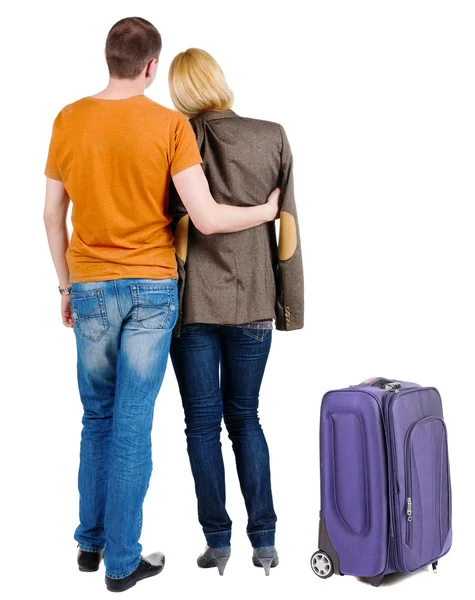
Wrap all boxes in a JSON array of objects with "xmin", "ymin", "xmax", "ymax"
[
  {"xmin": 70, "ymin": 278, "xmax": 178, "ymax": 579},
  {"xmin": 170, "ymin": 324, "xmax": 277, "ymax": 549}
]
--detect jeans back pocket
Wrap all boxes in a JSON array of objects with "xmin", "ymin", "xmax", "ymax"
[
  {"xmin": 131, "ymin": 283, "xmax": 176, "ymax": 330},
  {"xmin": 71, "ymin": 289, "xmax": 109, "ymax": 342}
]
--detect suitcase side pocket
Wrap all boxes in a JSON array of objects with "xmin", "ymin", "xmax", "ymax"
[
  {"xmin": 330, "ymin": 413, "xmax": 369, "ymax": 536},
  {"xmin": 404, "ymin": 417, "xmax": 450, "ymax": 562}
]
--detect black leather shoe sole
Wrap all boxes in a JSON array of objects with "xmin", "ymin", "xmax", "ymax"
[
  {"xmin": 78, "ymin": 549, "xmax": 104, "ymax": 572},
  {"xmin": 105, "ymin": 553, "xmax": 165, "ymax": 593}
]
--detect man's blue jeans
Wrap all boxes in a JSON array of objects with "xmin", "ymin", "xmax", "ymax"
[
  {"xmin": 70, "ymin": 278, "xmax": 178, "ymax": 579},
  {"xmin": 170, "ymin": 324, "xmax": 277, "ymax": 549}
]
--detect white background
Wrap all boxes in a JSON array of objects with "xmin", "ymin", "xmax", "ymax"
[{"xmin": 2, "ymin": 0, "xmax": 475, "ymax": 598}]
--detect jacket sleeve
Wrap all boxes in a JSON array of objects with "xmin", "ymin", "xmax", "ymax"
[
  {"xmin": 274, "ymin": 125, "xmax": 304, "ymax": 331},
  {"xmin": 168, "ymin": 181, "xmax": 188, "ymax": 338},
  {"xmin": 168, "ymin": 116, "xmax": 205, "ymax": 337}
]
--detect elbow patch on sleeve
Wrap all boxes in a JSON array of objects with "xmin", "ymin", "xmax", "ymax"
[
  {"xmin": 174, "ymin": 215, "xmax": 190, "ymax": 262},
  {"xmin": 278, "ymin": 211, "xmax": 297, "ymax": 260}
]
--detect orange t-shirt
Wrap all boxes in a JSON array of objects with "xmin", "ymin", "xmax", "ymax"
[{"xmin": 44, "ymin": 95, "xmax": 202, "ymax": 283}]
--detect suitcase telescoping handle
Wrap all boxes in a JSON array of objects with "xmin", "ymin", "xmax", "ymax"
[{"xmin": 356, "ymin": 377, "xmax": 402, "ymax": 391}]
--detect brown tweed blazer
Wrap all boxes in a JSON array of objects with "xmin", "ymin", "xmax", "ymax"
[{"xmin": 169, "ymin": 109, "xmax": 304, "ymax": 336}]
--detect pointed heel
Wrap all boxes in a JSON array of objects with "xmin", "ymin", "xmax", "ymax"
[
  {"xmin": 252, "ymin": 547, "xmax": 278, "ymax": 575},
  {"xmin": 257, "ymin": 556, "xmax": 273, "ymax": 576},
  {"xmin": 215, "ymin": 556, "xmax": 229, "ymax": 575}
]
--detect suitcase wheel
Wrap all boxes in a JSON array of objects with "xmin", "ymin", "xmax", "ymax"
[{"xmin": 311, "ymin": 551, "xmax": 334, "ymax": 579}]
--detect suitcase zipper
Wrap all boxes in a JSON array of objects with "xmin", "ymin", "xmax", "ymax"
[
  {"xmin": 405, "ymin": 497, "xmax": 413, "ymax": 546},
  {"xmin": 383, "ymin": 391, "xmax": 403, "ymax": 572},
  {"xmin": 404, "ymin": 416, "xmax": 447, "ymax": 550}
]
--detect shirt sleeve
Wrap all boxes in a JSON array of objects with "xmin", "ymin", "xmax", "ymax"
[
  {"xmin": 44, "ymin": 111, "xmax": 63, "ymax": 181},
  {"xmin": 169, "ymin": 112, "xmax": 203, "ymax": 177}
]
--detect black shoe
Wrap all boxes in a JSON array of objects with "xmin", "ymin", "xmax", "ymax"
[
  {"xmin": 77, "ymin": 549, "xmax": 104, "ymax": 572},
  {"xmin": 105, "ymin": 553, "xmax": 165, "ymax": 593}
]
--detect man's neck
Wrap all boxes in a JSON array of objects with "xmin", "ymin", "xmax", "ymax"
[{"xmin": 91, "ymin": 78, "xmax": 145, "ymax": 100}]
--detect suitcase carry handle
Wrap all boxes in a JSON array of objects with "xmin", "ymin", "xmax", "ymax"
[{"xmin": 356, "ymin": 377, "xmax": 402, "ymax": 390}]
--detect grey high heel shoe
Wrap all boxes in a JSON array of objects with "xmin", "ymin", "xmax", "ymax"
[
  {"xmin": 252, "ymin": 546, "xmax": 279, "ymax": 576},
  {"xmin": 197, "ymin": 545, "xmax": 231, "ymax": 576}
]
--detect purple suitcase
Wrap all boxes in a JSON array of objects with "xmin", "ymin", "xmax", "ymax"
[{"xmin": 311, "ymin": 378, "xmax": 452, "ymax": 586}]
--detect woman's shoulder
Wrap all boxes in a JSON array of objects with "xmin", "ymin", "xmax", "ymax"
[
  {"xmin": 192, "ymin": 111, "xmax": 283, "ymax": 133},
  {"xmin": 240, "ymin": 115, "xmax": 283, "ymax": 133},
  {"xmin": 233, "ymin": 116, "xmax": 286, "ymax": 148}
]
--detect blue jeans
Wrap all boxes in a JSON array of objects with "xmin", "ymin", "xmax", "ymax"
[
  {"xmin": 70, "ymin": 278, "xmax": 178, "ymax": 579},
  {"xmin": 170, "ymin": 324, "xmax": 277, "ymax": 549}
]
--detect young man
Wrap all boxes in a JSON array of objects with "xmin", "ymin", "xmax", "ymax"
[{"xmin": 44, "ymin": 17, "xmax": 279, "ymax": 593}]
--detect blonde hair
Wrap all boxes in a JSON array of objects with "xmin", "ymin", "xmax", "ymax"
[{"xmin": 169, "ymin": 48, "xmax": 234, "ymax": 118}]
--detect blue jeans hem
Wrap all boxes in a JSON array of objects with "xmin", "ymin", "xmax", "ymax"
[
  {"xmin": 204, "ymin": 529, "xmax": 232, "ymax": 548},
  {"xmin": 105, "ymin": 556, "xmax": 141, "ymax": 580},
  {"xmin": 247, "ymin": 528, "xmax": 276, "ymax": 548},
  {"xmin": 78, "ymin": 543, "xmax": 104, "ymax": 553}
]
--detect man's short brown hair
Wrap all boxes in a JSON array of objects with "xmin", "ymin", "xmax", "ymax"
[{"xmin": 105, "ymin": 17, "xmax": 162, "ymax": 80}]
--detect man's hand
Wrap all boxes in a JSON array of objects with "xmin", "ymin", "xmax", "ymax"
[
  {"xmin": 266, "ymin": 187, "xmax": 281, "ymax": 221},
  {"xmin": 62, "ymin": 295, "xmax": 74, "ymax": 328}
]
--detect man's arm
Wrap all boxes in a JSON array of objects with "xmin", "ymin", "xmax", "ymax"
[
  {"xmin": 43, "ymin": 177, "xmax": 73, "ymax": 327},
  {"xmin": 172, "ymin": 165, "xmax": 280, "ymax": 235}
]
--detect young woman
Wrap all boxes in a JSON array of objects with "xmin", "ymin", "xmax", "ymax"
[{"xmin": 168, "ymin": 49, "xmax": 304, "ymax": 576}]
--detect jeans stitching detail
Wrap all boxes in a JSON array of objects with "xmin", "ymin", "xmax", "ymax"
[
  {"xmin": 182, "ymin": 323, "xmax": 201, "ymax": 333},
  {"xmin": 247, "ymin": 529, "xmax": 276, "ymax": 534},
  {"xmin": 78, "ymin": 544, "xmax": 104, "ymax": 552},
  {"xmin": 137, "ymin": 288, "xmax": 172, "ymax": 330},
  {"xmin": 114, "ymin": 280, "xmax": 125, "ymax": 319},
  {"xmin": 241, "ymin": 328, "xmax": 270, "ymax": 342},
  {"xmin": 205, "ymin": 529, "xmax": 232, "ymax": 535},
  {"xmin": 71, "ymin": 288, "xmax": 110, "ymax": 342}
]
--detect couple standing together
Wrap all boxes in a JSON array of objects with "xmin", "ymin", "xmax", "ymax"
[{"xmin": 44, "ymin": 16, "xmax": 304, "ymax": 593}]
